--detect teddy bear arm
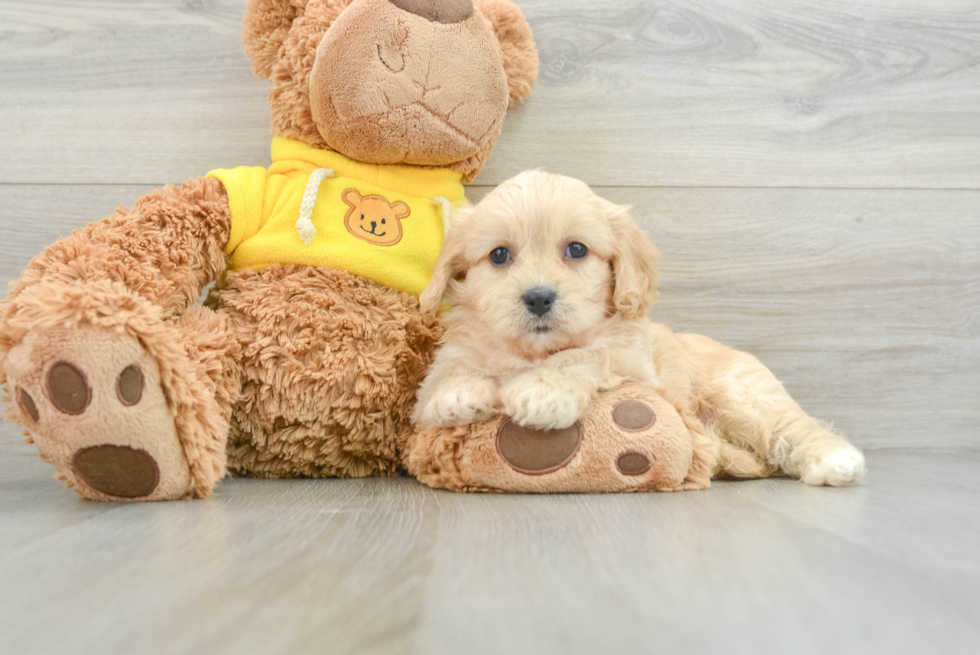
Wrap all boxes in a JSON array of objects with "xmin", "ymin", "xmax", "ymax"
[{"xmin": 5, "ymin": 176, "xmax": 231, "ymax": 318}]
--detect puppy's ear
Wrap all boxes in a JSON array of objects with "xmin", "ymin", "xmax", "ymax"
[
  {"xmin": 607, "ymin": 203, "xmax": 660, "ymax": 320},
  {"xmin": 476, "ymin": 0, "xmax": 539, "ymax": 106},
  {"xmin": 420, "ymin": 214, "xmax": 470, "ymax": 317}
]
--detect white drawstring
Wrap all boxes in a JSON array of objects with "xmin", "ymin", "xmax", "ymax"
[
  {"xmin": 296, "ymin": 168, "xmax": 334, "ymax": 245},
  {"xmin": 431, "ymin": 196, "xmax": 454, "ymax": 235}
]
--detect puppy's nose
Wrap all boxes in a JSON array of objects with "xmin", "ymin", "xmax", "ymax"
[
  {"xmin": 523, "ymin": 287, "xmax": 557, "ymax": 317},
  {"xmin": 387, "ymin": 0, "xmax": 474, "ymax": 23}
]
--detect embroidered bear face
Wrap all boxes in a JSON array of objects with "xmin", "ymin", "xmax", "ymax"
[{"xmin": 342, "ymin": 188, "xmax": 411, "ymax": 246}]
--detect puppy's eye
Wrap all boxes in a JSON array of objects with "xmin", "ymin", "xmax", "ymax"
[
  {"xmin": 565, "ymin": 242, "xmax": 589, "ymax": 260},
  {"xmin": 489, "ymin": 247, "xmax": 512, "ymax": 266}
]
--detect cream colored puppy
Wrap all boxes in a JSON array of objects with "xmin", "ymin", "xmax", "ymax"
[{"xmin": 414, "ymin": 170, "xmax": 865, "ymax": 486}]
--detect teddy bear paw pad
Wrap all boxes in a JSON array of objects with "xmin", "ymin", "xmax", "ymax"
[
  {"xmin": 611, "ymin": 399, "xmax": 656, "ymax": 431},
  {"xmin": 73, "ymin": 445, "xmax": 160, "ymax": 498},
  {"xmin": 610, "ymin": 399, "xmax": 656, "ymax": 475},
  {"xmin": 603, "ymin": 393, "xmax": 693, "ymax": 490},
  {"xmin": 46, "ymin": 361, "xmax": 92, "ymax": 414},
  {"xmin": 4, "ymin": 327, "xmax": 194, "ymax": 501},
  {"xmin": 616, "ymin": 452, "xmax": 651, "ymax": 476},
  {"xmin": 496, "ymin": 420, "xmax": 583, "ymax": 475}
]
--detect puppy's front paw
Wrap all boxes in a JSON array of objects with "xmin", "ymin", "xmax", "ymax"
[
  {"xmin": 415, "ymin": 378, "xmax": 497, "ymax": 428},
  {"xmin": 801, "ymin": 446, "xmax": 866, "ymax": 486},
  {"xmin": 501, "ymin": 374, "xmax": 581, "ymax": 431}
]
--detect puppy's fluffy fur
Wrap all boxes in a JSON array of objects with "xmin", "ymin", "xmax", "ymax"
[{"xmin": 415, "ymin": 171, "xmax": 865, "ymax": 486}]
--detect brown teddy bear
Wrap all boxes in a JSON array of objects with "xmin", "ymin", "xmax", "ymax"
[{"xmin": 0, "ymin": 0, "xmax": 540, "ymax": 501}]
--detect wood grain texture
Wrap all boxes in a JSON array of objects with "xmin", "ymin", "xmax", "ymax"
[
  {"xmin": 1, "ymin": 439, "xmax": 978, "ymax": 655},
  {"xmin": 2, "ymin": 2, "xmax": 979, "ymax": 653},
  {"xmin": 2, "ymin": 184, "xmax": 977, "ymax": 449},
  {"xmin": 0, "ymin": 0, "xmax": 978, "ymax": 187}
]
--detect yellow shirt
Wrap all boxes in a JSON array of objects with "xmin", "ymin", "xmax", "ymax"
[{"xmin": 207, "ymin": 137, "xmax": 466, "ymax": 297}]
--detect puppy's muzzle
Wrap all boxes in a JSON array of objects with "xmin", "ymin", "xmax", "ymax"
[{"xmin": 523, "ymin": 287, "xmax": 557, "ymax": 317}]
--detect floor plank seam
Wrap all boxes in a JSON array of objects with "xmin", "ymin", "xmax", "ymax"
[{"xmin": 3, "ymin": 183, "xmax": 980, "ymax": 192}]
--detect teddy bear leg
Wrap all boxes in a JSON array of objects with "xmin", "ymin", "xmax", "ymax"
[
  {"xmin": 408, "ymin": 383, "xmax": 720, "ymax": 493},
  {"xmin": 3, "ymin": 283, "xmax": 239, "ymax": 501},
  {"xmin": 212, "ymin": 264, "xmax": 439, "ymax": 479}
]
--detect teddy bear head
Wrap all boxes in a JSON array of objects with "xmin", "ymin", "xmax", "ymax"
[{"xmin": 243, "ymin": 0, "xmax": 539, "ymax": 182}]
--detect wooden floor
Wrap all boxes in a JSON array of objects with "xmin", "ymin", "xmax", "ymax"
[
  {"xmin": 1, "ymin": 1, "xmax": 978, "ymax": 653},
  {"xmin": 1, "ymin": 443, "xmax": 979, "ymax": 654}
]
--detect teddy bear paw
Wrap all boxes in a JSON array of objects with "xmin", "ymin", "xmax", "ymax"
[
  {"xmin": 411, "ymin": 384, "xmax": 710, "ymax": 494},
  {"xmin": 5, "ymin": 326, "xmax": 194, "ymax": 501},
  {"xmin": 491, "ymin": 394, "xmax": 698, "ymax": 491}
]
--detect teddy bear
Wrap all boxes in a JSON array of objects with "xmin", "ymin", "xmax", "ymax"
[{"xmin": 0, "ymin": 0, "xmax": 540, "ymax": 501}]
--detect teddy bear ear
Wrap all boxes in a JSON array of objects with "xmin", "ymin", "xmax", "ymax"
[
  {"xmin": 392, "ymin": 201, "xmax": 411, "ymax": 219},
  {"xmin": 475, "ymin": 0, "xmax": 540, "ymax": 106},
  {"xmin": 342, "ymin": 188, "xmax": 362, "ymax": 207},
  {"xmin": 242, "ymin": 0, "xmax": 309, "ymax": 80}
]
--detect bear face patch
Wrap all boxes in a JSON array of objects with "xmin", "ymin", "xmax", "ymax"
[{"xmin": 342, "ymin": 188, "xmax": 410, "ymax": 246}]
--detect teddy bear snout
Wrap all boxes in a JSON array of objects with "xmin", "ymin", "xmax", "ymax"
[
  {"xmin": 387, "ymin": 0, "xmax": 474, "ymax": 24},
  {"xmin": 309, "ymin": 0, "xmax": 508, "ymax": 168}
]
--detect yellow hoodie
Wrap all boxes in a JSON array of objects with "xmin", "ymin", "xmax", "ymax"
[{"xmin": 207, "ymin": 137, "xmax": 466, "ymax": 297}]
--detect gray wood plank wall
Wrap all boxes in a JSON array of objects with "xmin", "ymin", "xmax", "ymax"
[{"xmin": 1, "ymin": 0, "xmax": 977, "ymax": 450}]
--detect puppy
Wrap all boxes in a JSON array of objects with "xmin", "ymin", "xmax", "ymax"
[{"xmin": 414, "ymin": 170, "xmax": 865, "ymax": 486}]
